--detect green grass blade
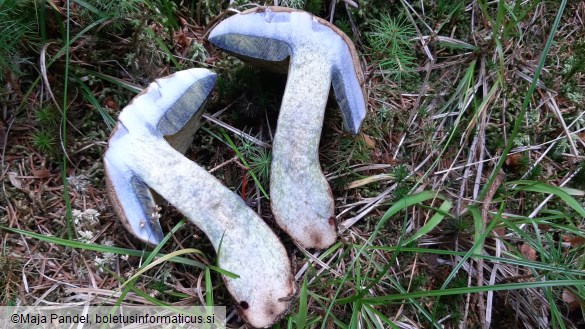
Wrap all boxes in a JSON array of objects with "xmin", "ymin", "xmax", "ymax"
[
  {"xmin": 80, "ymin": 69, "xmax": 143, "ymax": 93},
  {"xmin": 404, "ymin": 199, "xmax": 452, "ymax": 245},
  {"xmin": 363, "ymin": 245, "xmax": 585, "ymax": 277},
  {"xmin": 38, "ymin": 0, "xmax": 46, "ymax": 43},
  {"xmin": 0, "ymin": 224, "xmax": 237, "ymax": 277},
  {"xmin": 61, "ymin": 0, "xmax": 73, "ymax": 240},
  {"xmin": 121, "ymin": 248, "xmax": 204, "ymax": 290},
  {"xmin": 220, "ymin": 129, "xmax": 270, "ymax": 199},
  {"xmin": 297, "ymin": 277, "xmax": 308, "ymax": 329},
  {"xmin": 469, "ymin": 206, "xmax": 483, "ymax": 255},
  {"xmin": 508, "ymin": 180, "xmax": 585, "ymax": 217},
  {"xmin": 205, "ymin": 267, "xmax": 213, "ymax": 306},
  {"xmin": 377, "ymin": 191, "xmax": 444, "ymax": 233},
  {"xmin": 113, "ymin": 220, "xmax": 185, "ymax": 306},
  {"xmin": 73, "ymin": 0, "xmax": 108, "ymax": 17},
  {"xmin": 438, "ymin": 204, "xmax": 505, "ymax": 292},
  {"xmin": 73, "ymin": 75, "xmax": 116, "ymax": 131},
  {"xmin": 360, "ymin": 280, "xmax": 585, "ymax": 304},
  {"xmin": 478, "ymin": 0, "xmax": 568, "ymax": 200}
]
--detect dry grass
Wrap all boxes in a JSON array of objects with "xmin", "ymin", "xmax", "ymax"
[{"xmin": 1, "ymin": 0, "xmax": 585, "ymax": 328}]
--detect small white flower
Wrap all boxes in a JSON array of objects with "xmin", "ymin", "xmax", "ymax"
[
  {"xmin": 151, "ymin": 212, "xmax": 161, "ymax": 221},
  {"xmin": 82, "ymin": 209, "xmax": 100, "ymax": 224},
  {"xmin": 68, "ymin": 175, "xmax": 90, "ymax": 193},
  {"xmin": 102, "ymin": 239, "xmax": 115, "ymax": 247},
  {"xmin": 94, "ymin": 252, "xmax": 116, "ymax": 271},
  {"xmin": 77, "ymin": 230, "xmax": 95, "ymax": 242},
  {"xmin": 72, "ymin": 209, "xmax": 83, "ymax": 225},
  {"xmin": 94, "ymin": 240, "xmax": 117, "ymax": 272}
]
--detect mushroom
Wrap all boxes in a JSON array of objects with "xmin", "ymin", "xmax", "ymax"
[
  {"xmin": 104, "ymin": 68, "xmax": 294, "ymax": 328},
  {"xmin": 209, "ymin": 7, "xmax": 367, "ymax": 249}
]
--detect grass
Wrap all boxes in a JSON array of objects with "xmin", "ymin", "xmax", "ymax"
[
  {"xmin": 0, "ymin": 0, "xmax": 38, "ymax": 78},
  {"xmin": 1, "ymin": 0, "xmax": 585, "ymax": 328}
]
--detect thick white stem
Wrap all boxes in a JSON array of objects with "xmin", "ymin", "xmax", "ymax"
[
  {"xmin": 124, "ymin": 135, "xmax": 294, "ymax": 328},
  {"xmin": 270, "ymin": 51, "xmax": 337, "ymax": 249}
]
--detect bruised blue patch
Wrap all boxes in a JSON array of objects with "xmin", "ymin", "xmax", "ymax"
[
  {"xmin": 209, "ymin": 34, "xmax": 292, "ymax": 62},
  {"xmin": 157, "ymin": 73, "xmax": 217, "ymax": 136}
]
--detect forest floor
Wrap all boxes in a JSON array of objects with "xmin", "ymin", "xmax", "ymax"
[{"xmin": 1, "ymin": 0, "xmax": 585, "ymax": 328}]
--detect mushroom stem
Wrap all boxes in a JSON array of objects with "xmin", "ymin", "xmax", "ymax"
[
  {"xmin": 270, "ymin": 53, "xmax": 336, "ymax": 249},
  {"xmin": 117, "ymin": 134, "xmax": 294, "ymax": 322},
  {"xmin": 208, "ymin": 7, "xmax": 367, "ymax": 250},
  {"xmin": 104, "ymin": 69, "xmax": 294, "ymax": 328}
]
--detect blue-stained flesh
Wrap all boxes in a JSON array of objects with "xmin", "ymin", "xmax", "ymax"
[
  {"xmin": 209, "ymin": 7, "xmax": 367, "ymax": 134},
  {"xmin": 209, "ymin": 34, "xmax": 292, "ymax": 63},
  {"xmin": 332, "ymin": 64, "xmax": 367, "ymax": 134},
  {"xmin": 157, "ymin": 73, "xmax": 216, "ymax": 136},
  {"xmin": 104, "ymin": 148, "xmax": 163, "ymax": 245}
]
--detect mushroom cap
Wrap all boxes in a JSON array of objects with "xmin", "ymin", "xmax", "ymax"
[{"xmin": 209, "ymin": 6, "xmax": 367, "ymax": 134}]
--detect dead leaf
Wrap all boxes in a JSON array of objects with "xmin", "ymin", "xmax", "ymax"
[
  {"xmin": 505, "ymin": 153, "xmax": 523, "ymax": 167},
  {"xmin": 32, "ymin": 169, "xmax": 50, "ymax": 179},
  {"xmin": 104, "ymin": 98, "xmax": 118, "ymax": 110},
  {"xmin": 361, "ymin": 134, "xmax": 376, "ymax": 149},
  {"xmin": 519, "ymin": 243, "xmax": 537, "ymax": 261},
  {"xmin": 7, "ymin": 172, "xmax": 22, "ymax": 190},
  {"xmin": 562, "ymin": 235, "xmax": 585, "ymax": 247},
  {"xmin": 173, "ymin": 29, "xmax": 191, "ymax": 51},
  {"xmin": 492, "ymin": 227, "xmax": 506, "ymax": 237},
  {"xmin": 562, "ymin": 289, "xmax": 581, "ymax": 312},
  {"xmin": 179, "ymin": 17, "xmax": 188, "ymax": 28}
]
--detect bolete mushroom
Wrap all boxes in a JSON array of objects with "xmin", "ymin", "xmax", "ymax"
[
  {"xmin": 104, "ymin": 68, "xmax": 294, "ymax": 328},
  {"xmin": 209, "ymin": 7, "xmax": 367, "ymax": 249}
]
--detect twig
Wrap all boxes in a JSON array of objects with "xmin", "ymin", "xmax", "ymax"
[
  {"xmin": 540, "ymin": 89, "xmax": 579, "ymax": 157},
  {"xmin": 477, "ymin": 171, "xmax": 504, "ymax": 329},
  {"xmin": 208, "ymin": 156, "xmax": 240, "ymax": 173},
  {"xmin": 202, "ymin": 113, "xmax": 271, "ymax": 148}
]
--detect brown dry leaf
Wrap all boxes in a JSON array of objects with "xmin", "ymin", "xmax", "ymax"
[
  {"xmin": 492, "ymin": 227, "xmax": 506, "ymax": 237},
  {"xmin": 361, "ymin": 134, "xmax": 376, "ymax": 149},
  {"xmin": 577, "ymin": 132, "xmax": 585, "ymax": 141},
  {"xmin": 562, "ymin": 289, "xmax": 581, "ymax": 312},
  {"xmin": 179, "ymin": 17, "xmax": 188, "ymax": 28},
  {"xmin": 104, "ymin": 98, "xmax": 118, "ymax": 110},
  {"xmin": 174, "ymin": 30, "xmax": 190, "ymax": 50},
  {"xmin": 46, "ymin": 0, "xmax": 64, "ymax": 14},
  {"xmin": 519, "ymin": 243, "xmax": 537, "ymax": 261},
  {"xmin": 562, "ymin": 235, "xmax": 585, "ymax": 247},
  {"xmin": 32, "ymin": 169, "xmax": 51, "ymax": 179},
  {"xmin": 505, "ymin": 153, "xmax": 523, "ymax": 167}
]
